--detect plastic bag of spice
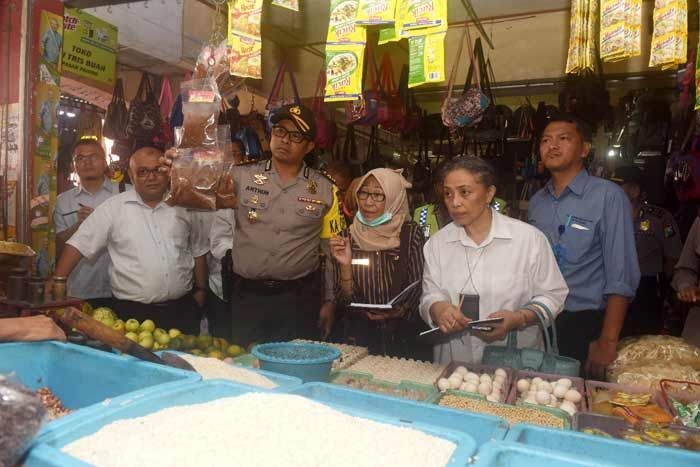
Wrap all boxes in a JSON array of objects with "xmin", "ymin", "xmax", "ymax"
[
  {"xmin": 166, "ymin": 148, "xmax": 223, "ymax": 210},
  {"xmin": 178, "ymin": 78, "xmax": 221, "ymax": 148},
  {"xmin": 0, "ymin": 375, "xmax": 47, "ymax": 466}
]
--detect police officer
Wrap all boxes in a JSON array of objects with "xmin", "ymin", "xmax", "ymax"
[
  {"xmin": 165, "ymin": 104, "xmax": 343, "ymax": 345},
  {"xmin": 617, "ymin": 165, "xmax": 682, "ymax": 336}
]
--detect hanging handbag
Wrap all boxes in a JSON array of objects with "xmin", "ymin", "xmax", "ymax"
[
  {"xmin": 400, "ymin": 65, "xmax": 422, "ymax": 137},
  {"xmin": 346, "ymin": 43, "xmax": 382, "ymax": 126},
  {"xmin": 126, "ymin": 73, "xmax": 162, "ymax": 140},
  {"xmin": 378, "ymin": 53, "xmax": 404, "ymax": 133},
  {"xmin": 363, "ymin": 126, "xmax": 384, "ymax": 172},
  {"xmin": 441, "ymin": 27, "xmax": 490, "ymax": 130},
  {"xmin": 312, "ymin": 69, "xmax": 338, "ymax": 151},
  {"xmin": 103, "ymin": 79, "xmax": 129, "ymax": 140},
  {"xmin": 153, "ymin": 77, "xmax": 174, "ymax": 148},
  {"xmin": 341, "ymin": 124, "xmax": 363, "ymax": 170},
  {"xmin": 481, "ymin": 306, "xmax": 581, "ymax": 377},
  {"xmin": 266, "ymin": 62, "xmax": 301, "ymax": 131}
]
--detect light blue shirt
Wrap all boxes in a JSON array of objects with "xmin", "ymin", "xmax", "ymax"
[
  {"xmin": 41, "ymin": 29, "xmax": 62, "ymax": 64},
  {"xmin": 54, "ymin": 178, "xmax": 121, "ymax": 299},
  {"xmin": 528, "ymin": 169, "xmax": 640, "ymax": 312}
]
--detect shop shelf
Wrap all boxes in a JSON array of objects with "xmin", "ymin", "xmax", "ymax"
[
  {"xmin": 27, "ymin": 380, "xmax": 477, "ymax": 466},
  {"xmin": 505, "ymin": 422, "xmax": 700, "ymax": 467},
  {"xmin": 0, "ymin": 341, "xmax": 199, "ymax": 432},
  {"xmin": 288, "ymin": 382, "xmax": 509, "ymax": 446},
  {"xmin": 472, "ymin": 441, "xmax": 604, "ymax": 467}
]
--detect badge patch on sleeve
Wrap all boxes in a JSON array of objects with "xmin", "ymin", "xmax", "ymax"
[{"xmin": 664, "ymin": 225, "xmax": 676, "ymax": 238}]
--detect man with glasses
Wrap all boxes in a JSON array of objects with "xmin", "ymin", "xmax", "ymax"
[
  {"xmin": 53, "ymin": 139, "xmax": 120, "ymax": 307},
  {"xmin": 48, "ymin": 147, "xmax": 209, "ymax": 334},
  {"xmin": 165, "ymin": 104, "xmax": 344, "ymax": 344}
]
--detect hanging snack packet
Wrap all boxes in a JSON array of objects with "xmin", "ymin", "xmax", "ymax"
[
  {"xmin": 271, "ymin": 0, "xmax": 299, "ymax": 12},
  {"xmin": 327, "ymin": 0, "xmax": 366, "ymax": 44},
  {"xmin": 228, "ymin": 0, "xmax": 263, "ymax": 37},
  {"xmin": 400, "ymin": 0, "xmax": 447, "ymax": 32},
  {"xmin": 408, "ymin": 30, "xmax": 445, "ymax": 88},
  {"xmin": 324, "ymin": 43, "xmax": 365, "ymax": 102},
  {"xmin": 229, "ymin": 32, "xmax": 262, "ymax": 79},
  {"xmin": 356, "ymin": 0, "xmax": 397, "ymax": 25}
]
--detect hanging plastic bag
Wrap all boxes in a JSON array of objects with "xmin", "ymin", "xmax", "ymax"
[
  {"xmin": 166, "ymin": 78, "xmax": 224, "ymax": 210},
  {"xmin": 0, "ymin": 375, "xmax": 47, "ymax": 467}
]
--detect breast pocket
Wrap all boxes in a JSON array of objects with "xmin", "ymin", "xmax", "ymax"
[
  {"xmin": 240, "ymin": 193, "xmax": 270, "ymax": 211},
  {"xmin": 566, "ymin": 227, "xmax": 597, "ymax": 263},
  {"xmin": 295, "ymin": 205, "xmax": 323, "ymax": 220}
]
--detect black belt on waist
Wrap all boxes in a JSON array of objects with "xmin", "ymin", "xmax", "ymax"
[{"xmin": 234, "ymin": 270, "xmax": 319, "ymax": 294}]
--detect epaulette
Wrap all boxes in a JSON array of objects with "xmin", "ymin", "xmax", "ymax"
[
  {"xmin": 319, "ymin": 169, "xmax": 337, "ymax": 186},
  {"xmin": 644, "ymin": 204, "xmax": 667, "ymax": 218}
]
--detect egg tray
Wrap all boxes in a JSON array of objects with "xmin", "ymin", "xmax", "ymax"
[
  {"xmin": 346, "ymin": 355, "xmax": 446, "ymax": 386},
  {"xmin": 585, "ymin": 380, "xmax": 671, "ymax": 418},
  {"xmin": 434, "ymin": 362, "xmax": 514, "ymax": 404},
  {"xmin": 292, "ymin": 339, "xmax": 368, "ymax": 371},
  {"xmin": 507, "ymin": 369, "xmax": 587, "ymax": 412},
  {"xmin": 329, "ymin": 370, "xmax": 438, "ymax": 403}
]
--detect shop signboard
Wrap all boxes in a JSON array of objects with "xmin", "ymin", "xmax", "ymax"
[{"xmin": 62, "ymin": 7, "xmax": 117, "ymax": 91}]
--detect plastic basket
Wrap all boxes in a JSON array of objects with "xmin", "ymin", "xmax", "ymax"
[
  {"xmin": 288, "ymin": 382, "xmax": 508, "ymax": 446},
  {"xmin": 28, "ymin": 380, "xmax": 478, "ymax": 466},
  {"xmin": 330, "ymin": 370, "xmax": 438, "ymax": 403},
  {"xmin": 473, "ymin": 441, "xmax": 605, "ymax": 467},
  {"xmin": 436, "ymin": 362, "xmax": 513, "ymax": 404},
  {"xmin": 585, "ymin": 380, "xmax": 671, "ymax": 421},
  {"xmin": 0, "ymin": 341, "xmax": 199, "ymax": 432},
  {"xmin": 660, "ymin": 379, "xmax": 700, "ymax": 427},
  {"xmin": 506, "ymin": 422, "xmax": 700, "ymax": 467},
  {"xmin": 251, "ymin": 342, "xmax": 340, "ymax": 383},
  {"xmin": 507, "ymin": 369, "xmax": 586, "ymax": 411}
]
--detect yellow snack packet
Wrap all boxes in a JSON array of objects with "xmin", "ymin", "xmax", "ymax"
[
  {"xmin": 356, "ymin": 0, "xmax": 397, "ymax": 25},
  {"xmin": 408, "ymin": 30, "xmax": 445, "ymax": 88},
  {"xmin": 324, "ymin": 43, "xmax": 365, "ymax": 102},
  {"xmin": 228, "ymin": 0, "xmax": 263, "ymax": 38},
  {"xmin": 400, "ymin": 0, "xmax": 446, "ymax": 32},
  {"xmin": 229, "ymin": 32, "xmax": 262, "ymax": 79},
  {"xmin": 327, "ymin": 0, "xmax": 366, "ymax": 44},
  {"xmin": 271, "ymin": 0, "xmax": 299, "ymax": 12}
]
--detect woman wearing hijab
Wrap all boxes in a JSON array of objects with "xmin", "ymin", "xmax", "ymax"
[
  {"xmin": 421, "ymin": 157, "xmax": 568, "ymax": 364},
  {"xmin": 330, "ymin": 168, "xmax": 427, "ymax": 358}
]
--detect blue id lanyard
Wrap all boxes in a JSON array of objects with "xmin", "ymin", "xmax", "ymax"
[{"xmin": 552, "ymin": 214, "xmax": 572, "ymax": 270}]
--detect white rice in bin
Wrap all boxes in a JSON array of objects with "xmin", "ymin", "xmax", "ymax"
[
  {"xmin": 62, "ymin": 393, "xmax": 456, "ymax": 467},
  {"xmin": 180, "ymin": 354, "xmax": 277, "ymax": 389}
]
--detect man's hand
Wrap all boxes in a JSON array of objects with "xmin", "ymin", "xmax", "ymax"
[
  {"xmin": 677, "ymin": 286, "xmax": 698, "ymax": 303},
  {"xmin": 318, "ymin": 302, "xmax": 336, "ymax": 339},
  {"xmin": 159, "ymin": 148, "xmax": 178, "ymax": 176},
  {"xmin": 473, "ymin": 310, "xmax": 521, "ymax": 343},
  {"xmin": 77, "ymin": 204, "xmax": 94, "ymax": 223},
  {"xmin": 586, "ymin": 338, "xmax": 617, "ymax": 380},
  {"xmin": 193, "ymin": 289, "xmax": 207, "ymax": 308},
  {"xmin": 430, "ymin": 302, "xmax": 471, "ymax": 334},
  {"xmin": 0, "ymin": 316, "xmax": 67, "ymax": 343}
]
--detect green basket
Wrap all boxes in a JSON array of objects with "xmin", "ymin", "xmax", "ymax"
[{"xmin": 330, "ymin": 371, "xmax": 438, "ymax": 403}]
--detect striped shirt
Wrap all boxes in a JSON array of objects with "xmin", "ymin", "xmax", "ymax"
[{"xmin": 335, "ymin": 222, "xmax": 425, "ymax": 319}]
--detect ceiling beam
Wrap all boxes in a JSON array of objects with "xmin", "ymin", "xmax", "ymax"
[{"xmin": 63, "ymin": 1, "xmax": 139, "ymax": 8}]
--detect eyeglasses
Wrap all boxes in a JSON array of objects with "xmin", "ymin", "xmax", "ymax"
[
  {"xmin": 135, "ymin": 167, "xmax": 165, "ymax": 178},
  {"xmin": 271, "ymin": 125, "xmax": 309, "ymax": 144},
  {"xmin": 73, "ymin": 154, "xmax": 104, "ymax": 164},
  {"xmin": 357, "ymin": 190, "xmax": 386, "ymax": 202}
]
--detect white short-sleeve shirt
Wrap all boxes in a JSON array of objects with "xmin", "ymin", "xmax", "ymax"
[
  {"xmin": 193, "ymin": 209, "xmax": 235, "ymax": 300},
  {"xmin": 67, "ymin": 190, "xmax": 209, "ymax": 303},
  {"xmin": 420, "ymin": 210, "xmax": 569, "ymax": 364}
]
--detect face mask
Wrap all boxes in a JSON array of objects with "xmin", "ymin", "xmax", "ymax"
[{"xmin": 356, "ymin": 211, "xmax": 393, "ymax": 227}]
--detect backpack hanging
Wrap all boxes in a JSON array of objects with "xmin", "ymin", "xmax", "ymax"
[{"xmin": 126, "ymin": 72, "xmax": 162, "ymax": 141}]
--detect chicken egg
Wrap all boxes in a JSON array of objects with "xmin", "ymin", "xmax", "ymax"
[
  {"xmin": 478, "ymin": 382, "xmax": 492, "ymax": 395},
  {"xmin": 536, "ymin": 390, "xmax": 551, "ymax": 405},
  {"xmin": 486, "ymin": 394, "xmax": 500, "ymax": 403},
  {"xmin": 553, "ymin": 384, "xmax": 568, "ymax": 399},
  {"xmin": 455, "ymin": 366, "xmax": 468, "ymax": 376},
  {"xmin": 494, "ymin": 368, "xmax": 507, "ymax": 379},
  {"xmin": 465, "ymin": 372, "xmax": 480, "ymax": 383},
  {"xmin": 437, "ymin": 378, "xmax": 450, "ymax": 391},
  {"xmin": 524, "ymin": 395, "xmax": 537, "ymax": 405},
  {"xmin": 463, "ymin": 382, "xmax": 478, "ymax": 393},
  {"xmin": 516, "ymin": 379, "xmax": 530, "ymax": 393},
  {"xmin": 564, "ymin": 389, "xmax": 582, "ymax": 404},
  {"xmin": 557, "ymin": 378, "xmax": 573, "ymax": 390},
  {"xmin": 479, "ymin": 373, "xmax": 492, "ymax": 384},
  {"xmin": 559, "ymin": 400, "xmax": 578, "ymax": 416},
  {"xmin": 448, "ymin": 375, "xmax": 462, "ymax": 389},
  {"xmin": 538, "ymin": 381, "xmax": 552, "ymax": 393},
  {"xmin": 449, "ymin": 371, "xmax": 463, "ymax": 382},
  {"xmin": 531, "ymin": 377, "xmax": 543, "ymax": 386},
  {"xmin": 494, "ymin": 374, "xmax": 506, "ymax": 385}
]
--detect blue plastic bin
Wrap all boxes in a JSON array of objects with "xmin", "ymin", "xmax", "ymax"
[
  {"xmin": 473, "ymin": 441, "xmax": 604, "ymax": 467},
  {"xmin": 288, "ymin": 382, "xmax": 509, "ymax": 446},
  {"xmin": 152, "ymin": 350, "xmax": 303, "ymax": 391},
  {"xmin": 252, "ymin": 342, "xmax": 340, "ymax": 382},
  {"xmin": 27, "ymin": 380, "xmax": 477, "ymax": 467},
  {"xmin": 505, "ymin": 423, "xmax": 700, "ymax": 467},
  {"xmin": 0, "ymin": 341, "xmax": 199, "ymax": 419}
]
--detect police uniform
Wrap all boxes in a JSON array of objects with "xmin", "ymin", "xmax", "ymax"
[
  {"xmin": 228, "ymin": 105, "xmax": 344, "ymax": 346},
  {"xmin": 625, "ymin": 203, "xmax": 682, "ymax": 335}
]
